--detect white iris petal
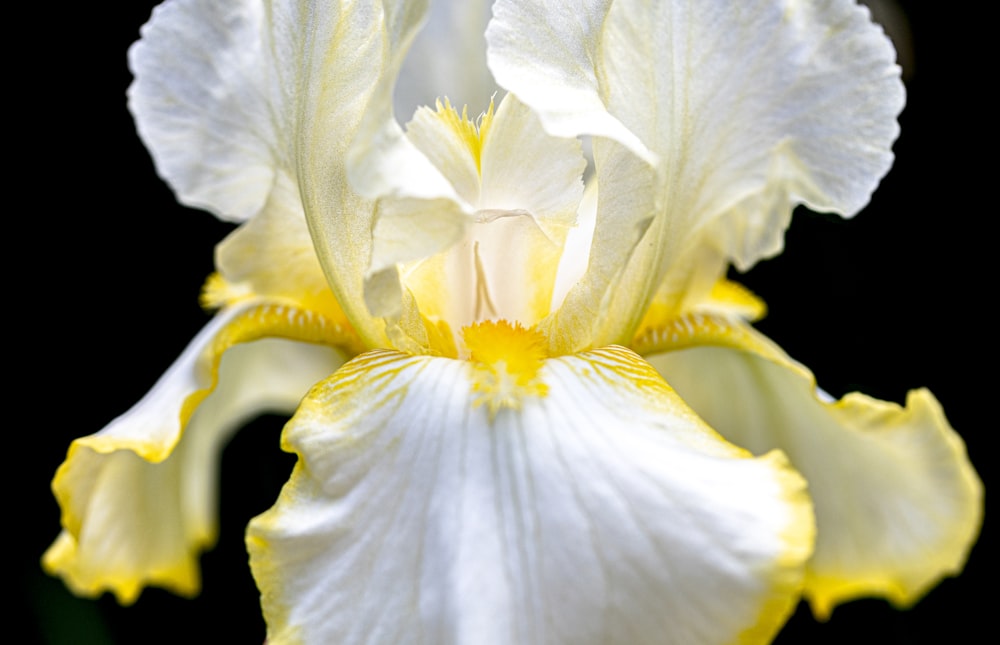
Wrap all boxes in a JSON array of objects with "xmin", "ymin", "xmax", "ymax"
[
  {"xmin": 488, "ymin": 0, "xmax": 905, "ymax": 350},
  {"xmin": 249, "ymin": 347, "xmax": 812, "ymax": 645}
]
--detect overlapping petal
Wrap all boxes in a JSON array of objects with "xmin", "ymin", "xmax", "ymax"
[
  {"xmin": 365, "ymin": 94, "xmax": 586, "ymax": 344},
  {"xmin": 129, "ymin": 0, "xmax": 360, "ymax": 326},
  {"xmin": 248, "ymin": 346, "xmax": 814, "ymax": 644},
  {"xmin": 44, "ymin": 301, "xmax": 355, "ymax": 602},
  {"xmin": 50, "ymin": 0, "xmax": 372, "ymax": 603},
  {"xmin": 640, "ymin": 314, "xmax": 982, "ymax": 618},
  {"xmin": 212, "ymin": 171, "xmax": 347, "ymax": 319},
  {"xmin": 128, "ymin": 0, "xmax": 418, "ymax": 350},
  {"xmin": 488, "ymin": 0, "xmax": 905, "ymax": 351}
]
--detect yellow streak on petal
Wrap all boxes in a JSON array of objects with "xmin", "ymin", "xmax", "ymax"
[
  {"xmin": 43, "ymin": 528, "xmax": 200, "ymax": 607},
  {"xmin": 421, "ymin": 314, "xmax": 459, "ymax": 358},
  {"xmin": 199, "ymin": 272, "xmax": 255, "ymax": 310},
  {"xmin": 62, "ymin": 303, "xmax": 361, "ymax": 466},
  {"xmin": 706, "ymin": 279, "xmax": 768, "ymax": 321},
  {"xmin": 635, "ymin": 278, "xmax": 768, "ymax": 340},
  {"xmin": 631, "ymin": 311, "xmax": 798, "ymax": 374},
  {"xmin": 182, "ymin": 303, "xmax": 363, "ymax": 442},
  {"xmin": 647, "ymin": 324, "xmax": 982, "ymax": 621},
  {"xmin": 569, "ymin": 346, "xmax": 815, "ymax": 643},
  {"xmin": 430, "ymin": 96, "xmax": 495, "ymax": 175},
  {"xmin": 200, "ymin": 271, "xmax": 351, "ymax": 330},
  {"xmin": 462, "ymin": 319, "xmax": 549, "ymax": 418}
]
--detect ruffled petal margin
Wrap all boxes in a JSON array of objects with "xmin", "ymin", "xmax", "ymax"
[
  {"xmin": 128, "ymin": 0, "xmax": 431, "ymax": 350},
  {"xmin": 43, "ymin": 300, "xmax": 357, "ymax": 603},
  {"xmin": 248, "ymin": 346, "xmax": 814, "ymax": 644},
  {"xmin": 128, "ymin": 0, "xmax": 287, "ymax": 222},
  {"xmin": 641, "ymin": 313, "xmax": 983, "ymax": 618},
  {"xmin": 488, "ymin": 0, "xmax": 904, "ymax": 351}
]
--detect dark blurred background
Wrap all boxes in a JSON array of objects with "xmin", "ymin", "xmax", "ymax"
[{"xmin": 23, "ymin": 1, "xmax": 989, "ymax": 642}]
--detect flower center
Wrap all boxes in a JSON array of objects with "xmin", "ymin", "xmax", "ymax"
[
  {"xmin": 463, "ymin": 319, "xmax": 549, "ymax": 417},
  {"xmin": 397, "ymin": 94, "xmax": 587, "ymax": 355}
]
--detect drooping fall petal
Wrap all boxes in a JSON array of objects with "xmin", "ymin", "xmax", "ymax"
[
  {"xmin": 642, "ymin": 315, "xmax": 982, "ymax": 618},
  {"xmin": 44, "ymin": 303, "xmax": 349, "ymax": 602},
  {"xmin": 249, "ymin": 344, "xmax": 814, "ymax": 644}
]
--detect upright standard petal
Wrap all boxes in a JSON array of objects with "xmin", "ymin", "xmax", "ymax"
[
  {"xmin": 249, "ymin": 342, "xmax": 814, "ymax": 644},
  {"xmin": 128, "ymin": 0, "xmax": 289, "ymax": 222},
  {"xmin": 488, "ymin": 0, "xmax": 904, "ymax": 351},
  {"xmin": 129, "ymin": 0, "xmax": 404, "ymax": 349},
  {"xmin": 130, "ymin": 0, "xmax": 358, "ymax": 328},
  {"xmin": 639, "ymin": 313, "xmax": 983, "ymax": 619},
  {"xmin": 44, "ymin": 301, "xmax": 355, "ymax": 603}
]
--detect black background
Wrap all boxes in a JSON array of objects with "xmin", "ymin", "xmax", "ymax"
[{"xmin": 22, "ymin": 1, "xmax": 990, "ymax": 643}]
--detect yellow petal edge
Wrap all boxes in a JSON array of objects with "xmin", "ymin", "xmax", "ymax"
[
  {"xmin": 636, "ymin": 306, "xmax": 983, "ymax": 620},
  {"xmin": 43, "ymin": 299, "xmax": 361, "ymax": 604},
  {"xmin": 249, "ymin": 345, "xmax": 815, "ymax": 644},
  {"xmin": 804, "ymin": 388, "xmax": 983, "ymax": 619},
  {"xmin": 736, "ymin": 449, "xmax": 815, "ymax": 645}
]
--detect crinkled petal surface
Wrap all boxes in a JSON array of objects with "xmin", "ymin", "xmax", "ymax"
[
  {"xmin": 128, "ymin": 0, "xmax": 290, "ymax": 222},
  {"xmin": 43, "ymin": 302, "xmax": 350, "ymax": 603},
  {"xmin": 644, "ymin": 317, "xmax": 983, "ymax": 619},
  {"xmin": 248, "ymin": 347, "xmax": 814, "ymax": 644},
  {"xmin": 129, "ymin": 0, "xmax": 362, "ymax": 326},
  {"xmin": 129, "ymin": 0, "xmax": 412, "ymax": 348},
  {"xmin": 488, "ymin": 0, "xmax": 904, "ymax": 350}
]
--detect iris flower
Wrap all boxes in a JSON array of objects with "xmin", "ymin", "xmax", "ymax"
[{"xmin": 46, "ymin": 0, "xmax": 981, "ymax": 643}]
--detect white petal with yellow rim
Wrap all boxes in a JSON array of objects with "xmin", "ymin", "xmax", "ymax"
[
  {"xmin": 647, "ymin": 324, "xmax": 983, "ymax": 618},
  {"xmin": 43, "ymin": 303, "xmax": 346, "ymax": 603},
  {"xmin": 248, "ymin": 346, "xmax": 814, "ymax": 644}
]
